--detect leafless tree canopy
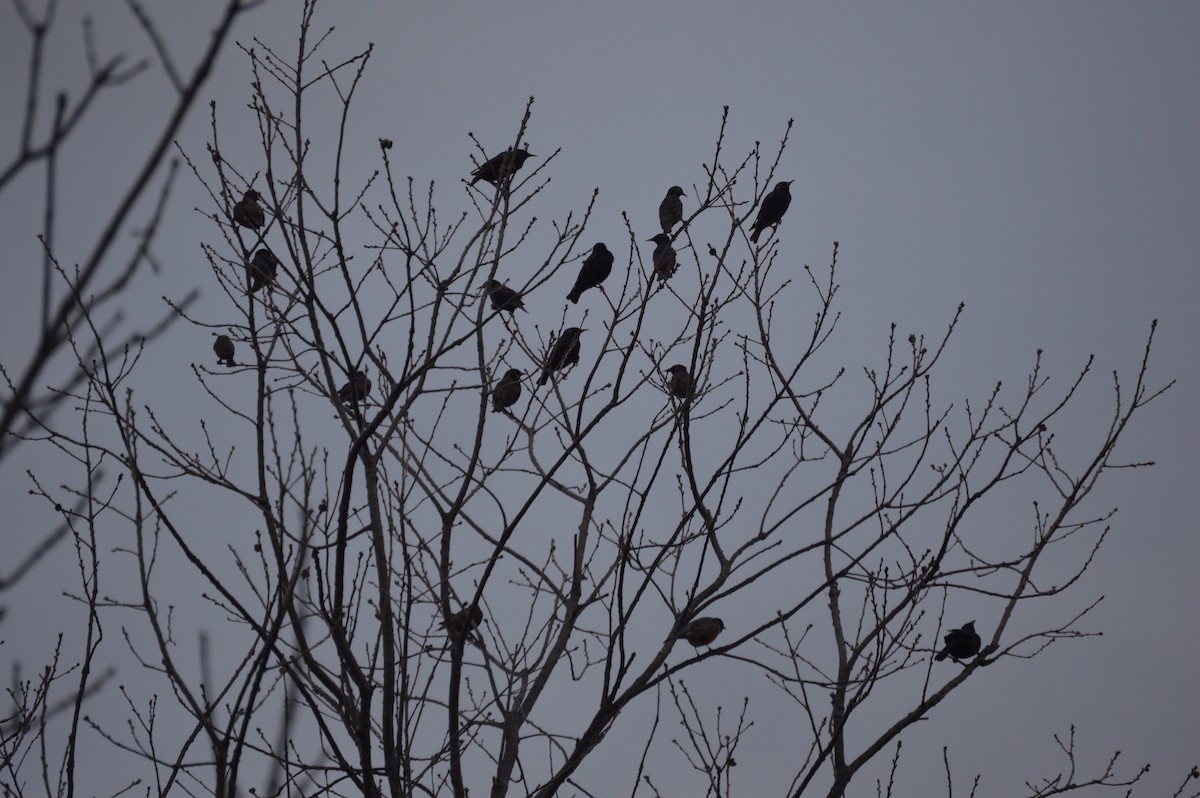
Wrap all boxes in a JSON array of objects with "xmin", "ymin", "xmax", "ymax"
[{"xmin": 2, "ymin": 4, "xmax": 1186, "ymax": 798}]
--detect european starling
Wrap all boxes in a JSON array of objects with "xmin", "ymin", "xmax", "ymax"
[
  {"xmin": 665, "ymin": 364, "xmax": 692, "ymax": 399},
  {"xmin": 490, "ymin": 368, "xmax": 523, "ymax": 412},
  {"xmin": 659, "ymin": 185, "xmax": 686, "ymax": 234},
  {"xmin": 470, "ymin": 148, "xmax": 534, "ymax": 187},
  {"xmin": 483, "ymin": 279, "xmax": 526, "ymax": 315},
  {"xmin": 233, "ymin": 189, "xmax": 266, "ymax": 231},
  {"xmin": 748, "ymin": 180, "xmax": 794, "ymax": 243},
  {"xmin": 648, "ymin": 234, "xmax": 677, "ymax": 282},
  {"xmin": 442, "ymin": 605, "xmax": 483, "ymax": 640},
  {"xmin": 537, "ymin": 327, "xmax": 584, "ymax": 386},
  {"xmin": 213, "ymin": 334, "xmax": 235, "ymax": 366},
  {"xmin": 935, "ymin": 621, "xmax": 981, "ymax": 663},
  {"xmin": 249, "ymin": 249, "xmax": 279, "ymax": 293},
  {"xmin": 680, "ymin": 616, "xmax": 725, "ymax": 647},
  {"xmin": 567, "ymin": 243, "xmax": 613, "ymax": 304},
  {"xmin": 338, "ymin": 370, "xmax": 371, "ymax": 405}
]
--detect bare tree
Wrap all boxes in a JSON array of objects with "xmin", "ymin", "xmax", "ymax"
[{"xmin": 5, "ymin": 5, "xmax": 1187, "ymax": 798}]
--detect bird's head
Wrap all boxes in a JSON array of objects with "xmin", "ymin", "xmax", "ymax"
[
  {"xmin": 244, "ymin": 189, "xmax": 262, "ymax": 201},
  {"xmin": 647, "ymin": 233, "xmax": 671, "ymax": 245},
  {"xmin": 668, "ymin": 185, "xmax": 685, "ymax": 197}
]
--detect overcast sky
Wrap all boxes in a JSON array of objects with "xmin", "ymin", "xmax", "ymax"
[{"xmin": 1, "ymin": 1, "xmax": 1197, "ymax": 795}]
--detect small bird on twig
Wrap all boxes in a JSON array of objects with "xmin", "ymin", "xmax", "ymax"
[
  {"xmin": 213, "ymin": 334, "xmax": 235, "ymax": 366},
  {"xmin": 490, "ymin": 368, "xmax": 523, "ymax": 412},
  {"xmin": 648, "ymin": 234, "xmax": 677, "ymax": 283},
  {"xmin": 537, "ymin": 327, "xmax": 584, "ymax": 386},
  {"xmin": 567, "ymin": 243, "xmax": 613, "ymax": 304},
  {"xmin": 233, "ymin": 189, "xmax": 266, "ymax": 231},
  {"xmin": 482, "ymin": 279, "xmax": 526, "ymax": 315},
  {"xmin": 442, "ymin": 605, "xmax": 483, "ymax": 640},
  {"xmin": 665, "ymin": 364, "xmax": 692, "ymax": 399},
  {"xmin": 658, "ymin": 185, "xmax": 685, "ymax": 234},
  {"xmin": 679, "ymin": 616, "xmax": 725, "ymax": 647},
  {"xmin": 935, "ymin": 621, "xmax": 981, "ymax": 663},
  {"xmin": 338, "ymin": 370, "xmax": 371, "ymax": 405},
  {"xmin": 249, "ymin": 249, "xmax": 279, "ymax": 293},
  {"xmin": 748, "ymin": 180, "xmax": 794, "ymax": 243},
  {"xmin": 470, "ymin": 148, "xmax": 534, "ymax": 187}
]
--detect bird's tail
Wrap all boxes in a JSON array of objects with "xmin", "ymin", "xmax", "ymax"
[
  {"xmin": 537, "ymin": 372, "xmax": 550, "ymax": 386},
  {"xmin": 749, "ymin": 227, "xmax": 761, "ymax": 243},
  {"xmin": 934, "ymin": 651, "xmax": 948, "ymax": 662},
  {"xmin": 567, "ymin": 289, "xmax": 582, "ymax": 304}
]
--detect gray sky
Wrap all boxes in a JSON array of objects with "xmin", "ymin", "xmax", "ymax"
[{"xmin": 1, "ymin": 1, "xmax": 1197, "ymax": 795}]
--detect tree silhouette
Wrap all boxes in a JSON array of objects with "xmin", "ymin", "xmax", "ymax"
[{"xmin": 4, "ymin": 6, "xmax": 1187, "ymax": 798}]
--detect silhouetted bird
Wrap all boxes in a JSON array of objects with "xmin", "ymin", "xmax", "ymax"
[
  {"xmin": 442, "ymin": 605, "xmax": 483, "ymax": 640},
  {"xmin": 483, "ymin": 279, "xmax": 526, "ymax": 315},
  {"xmin": 249, "ymin": 249, "xmax": 279, "ymax": 293},
  {"xmin": 748, "ymin": 180, "xmax": 794, "ymax": 243},
  {"xmin": 567, "ymin": 243, "xmax": 613, "ymax": 304},
  {"xmin": 648, "ymin": 234, "xmax": 677, "ymax": 282},
  {"xmin": 338, "ymin": 370, "xmax": 371, "ymax": 405},
  {"xmin": 233, "ymin": 189, "xmax": 266, "ymax": 231},
  {"xmin": 491, "ymin": 368, "xmax": 523, "ymax": 412},
  {"xmin": 680, "ymin": 616, "xmax": 725, "ymax": 647},
  {"xmin": 537, "ymin": 327, "xmax": 584, "ymax": 386},
  {"xmin": 470, "ymin": 148, "xmax": 534, "ymax": 186},
  {"xmin": 659, "ymin": 185, "xmax": 686, "ymax": 234},
  {"xmin": 935, "ymin": 621, "xmax": 981, "ymax": 663},
  {"xmin": 665, "ymin": 364, "xmax": 692, "ymax": 399},
  {"xmin": 213, "ymin": 334, "xmax": 235, "ymax": 366}
]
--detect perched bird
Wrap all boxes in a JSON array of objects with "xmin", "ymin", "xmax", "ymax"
[
  {"xmin": 567, "ymin": 243, "xmax": 614, "ymax": 304},
  {"xmin": 213, "ymin": 334, "xmax": 235, "ymax": 366},
  {"xmin": 470, "ymin": 148, "xmax": 534, "ymax": 186},
  {"xmin": 648, "ymin": 234, "xmax": 677, "ymax": 282},
  {"xmin": 537, "ymin": 327, "xmax": 584, "ymax": 386},
  {"xmin": 679, "ymin": 616, "xmax": 725, "ymax": 647},
  {"xmin": 482, "ymin": 279, "xmax": 526, "ymax": 315},
  {"xmin": 665, "ymin": 364, "xmax": 692, "ymax": 399},
  {"xmin": 338, "ymin": 370, "xmax": 371, "ymax": 405},
  {"xmin": 442, "ymin": 605, "xmax": 484, "ymax": 640},
  {"xmin": 935, "ymin": 621, "xmax": 982, "ymax": 663},
  {"xmin": 748, "ymin": 180, "xmax": 794, "ymax": 243},
  {"xmin": 658, "ymin": 185, "xmax": 686, "ymax": 234},
  {"xmin": 249, "ymin": 249, "xmax": 279, "ymax": 293},
  {"xmin": 490, "ymin": 368, "xmax": 523, "ymax": 412},
  {"xmin": 233, "ymin": 189, "xmax": 266, "ymax": 231}
]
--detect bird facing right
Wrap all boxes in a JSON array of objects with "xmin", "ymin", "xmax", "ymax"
[
  {"xmin": 567, "ymin": 243, "xmax": 614, "ymax": 304},
  {"xmin": 748, "ymin": 180, "xmax": 794, "ymax": 243},
  {"xmin": 470, "ymin": 148, "xmax": 534, "ymax": 187},
  {"xmin": 537, "ymin": 327, "xmax": 584, "ymax": 386},
  {"xmin": 233, "ymin": 189, "xmax": 266, "ymax": 231},
  {"xmin": 658, "ymin": 185, "xmax": 685, "ymax": 234},
  {"xmin": 442, "ymin": 605, "xmax": 484, "ymax": 640},
  {"xmin": 935, "ymin": 621, "xmax": 982, "ymax": 663},
  {"xmin": 482, "ymin": 279, "xmax": 526, "ymax": 315},
  {"xmin": 679, "ymin": 616, "xmax": 725, "ymax": 647},
  {"xmin": 338, "ymin": 370, "xmax": 371, "ymax": 405},
  {"xmin": 490, "ymin": 368, "xmax": 523, "ymax": 412}
]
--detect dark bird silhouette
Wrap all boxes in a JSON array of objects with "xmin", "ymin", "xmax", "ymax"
[
  {"xmin": 490, "ymin": 368, "xmax": 523, "ymax": 412},
  {"xmin": 213, "ymin": 334, "xmax": 235, "ymax": 366},
  {"xmin": 648, "ymin": 234, "xmax": 677, "ymax": 282},
  {"xmin": 442, "ymin": 605, "xmax": 483, "ymax": 640},
  {"xmin": 538, "ymin": 327, "xmax": 584, "ymax": 386},
  {"xmin": 470, "ymin": 148, "xmax": 534, "ymax": 186},
  {"xmin": 249, "ymin": 249, "xmax": 279, "ymax": 293},
  {"xmin": 233, "ymin": 189, "xmax": 266, "ymax": 231},
  {"xmin": 338, "ymin": 370, "xmax": 371, "ymax": 405},
  {"xmin": 935, "ymin": 621, "xmax": 981, "ymax": 662},
  {"xmin": 659, "ymin": 185, "xmax": 685, "ymax": 234},
  {"xmin": 665, "ymin": 364, "xmax": 692, "ymax": 399},
  {"xmin": 748, "ymin": 180, "xmax": 794, "ymax": 243},
  {"xmin": 483, "ymin": 279, "xmax": 526, "ymax": 315},
  {"xmin": 680, "ymin": 616, "xmax": 725, "ymax": 647},
  {"xmin": 567, "ymin": 243, "xmax": 613, "ymax": 304}
]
